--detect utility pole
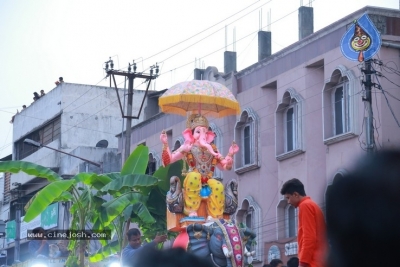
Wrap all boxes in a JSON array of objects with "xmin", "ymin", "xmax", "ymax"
[
  {"xmin": 362, "ymin": 59, "xmax": 375, "ymax": 153},
  {"xmin": 125, "ymin": 74, "xmax": 134, "ymax": 163},
  {"xmin": 104, "ymin": 59, "xmax": 159, "ymax": 163}
]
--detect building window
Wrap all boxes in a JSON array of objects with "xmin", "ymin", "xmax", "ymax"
[
  {"xmin": 172, "ymin": 139, "xmax": 182, "ymax": 152},
  {"xmin": 234, "ymin": 108, "xmax": 259, "ymax": 174},
  {"xmin": 166, "ymin": 130, "xmax": 173, "ymax": 149},
  {"xmin": 236, "ymin": 196, "xmax": 262, "ymax": 262},
  {"xmin": 277, "ymin": 197, "xmax": 298, "ymax": 239},
  {"xmin": 243, "ymin": 125, "xmax": 251, "ymax": 165},
  {"xmin": 323, "ymin": 66, "xmax": 358, "ymax": 144},
  {"xmin": 146, "ymin": 152, "xmax": 160, "ymax": 176},
  {"xmin": 146, "ymin": 153, "xmax": 156, "ymax": 175},
  {"xmin": 285, "ymin": 106, "xmax": 296, "ymax": 152},
  {"xmin": 286, "ymin": 205, "xmax": 298, "ymax": 238},
  {"xmin": 276, "ymin": 89, "xmax": 304, "ymax": 160},
  {"xmin": 209, "ymin": 123, "xmax": 223, "ymax": 180},
  {"xmin": 15, "ymin": 116, "xmax": 61, "ymax": 160},
  {"xmin": 325, "ymin": 169, "xmax": 347, "ymax": 216},
  {"xmin": 333, "ymin": 80, "xmax": 350, "ymax": 135}
]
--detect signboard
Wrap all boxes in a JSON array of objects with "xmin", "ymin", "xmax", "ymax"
[
  {"xmin": 6, "ymin": 203, "xmax": 59, "ymax": 243},
  {"xmin": 340, "ymin": 13, "xmax": 381, "ymax": 62},
  {"xmin": 6, "ymin": 220, "xmax": 15, "ymax": 243},
  {"xmin": 285, "ymin": 241, "xmax": 298, "ymax": 256},
  {"xmin": 20, "ymin": 215, "xmax": 41, "ymax": 239},
  {"xmin": 268, "ymin": 245, "xmax": 281, "ymax": 264},
  {"xmin": 41, "ymin": 203, "xmax": 59, "ymax": 230}
]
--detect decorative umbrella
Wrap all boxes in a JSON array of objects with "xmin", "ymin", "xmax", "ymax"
[{"xmin": 159, "ymin": 80, "xmax": 240, "ymax": 118}]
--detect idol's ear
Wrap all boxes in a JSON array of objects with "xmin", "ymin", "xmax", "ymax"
[
  {"xmin": 183, "ymin": 128, "xmax": 194, "ymax": 143},
  {"xmin": 205, "ymin": 130, "xmax": 216, "ymax": 144}
]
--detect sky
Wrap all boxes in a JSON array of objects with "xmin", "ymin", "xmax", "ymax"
[{"xmin": 0, "ymin": 0, "xmax": 398, "ymax": 159}]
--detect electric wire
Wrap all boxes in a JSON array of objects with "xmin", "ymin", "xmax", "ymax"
[
  {"xmin": 142, "ymin": 0, "xmax": 269, "ymax": 62},
  {"xmin": 371, "ymin": 65, "xmax": 400, "ymax": 128},
  {"xmin": 1, "ymin": 0, "xmax": 320, "ymax": 158},
  {"xmin": 6, "ymin": 54, "xmax": 364, "ymax": 174}
]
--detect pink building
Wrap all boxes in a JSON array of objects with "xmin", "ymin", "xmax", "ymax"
[{"xmin": 118, "ymin": 5, "xmax": 400, "ymax": 266}]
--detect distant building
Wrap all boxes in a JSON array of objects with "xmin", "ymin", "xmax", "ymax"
[{"xmin": 2, "ymin": 82, "xmax": 152, "ymax": 264}]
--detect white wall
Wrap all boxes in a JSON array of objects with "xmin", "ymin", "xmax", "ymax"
[{"xmin": 13, "ymin": 83, "xmax": 148, "ymax": 151}]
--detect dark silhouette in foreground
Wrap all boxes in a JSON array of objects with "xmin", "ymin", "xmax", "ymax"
[
  {"xmin": 134, "ymin": 246, "xmax": 214, "ymax": 267},
  {"xmin": 326, "ymin": 150, "xmax": 400, "ymax": 267}
]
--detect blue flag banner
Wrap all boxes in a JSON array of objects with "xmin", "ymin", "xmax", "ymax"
[{"xmin": 340, "ymin": 13, "xmax": 381, "ymax": 62}]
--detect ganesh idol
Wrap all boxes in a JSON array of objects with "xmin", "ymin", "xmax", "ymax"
[{"xmin": 160, "ymin": 114, "xmax": 239, "ymax": 219}]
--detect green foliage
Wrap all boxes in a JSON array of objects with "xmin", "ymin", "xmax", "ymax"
[
  {"xmin": 24, "ymin": 180, "xmax": 75, "ymax": 221},
  {"xmin": 0, "ymin": 160, "xmax": 61, "ymax": 181},
  {"xmin": 88, "ymin": 240, "xmax": 119, "ymax": 262},
  {"xmin": 0, "ymin": 145, "xmax": 184, "ymax": 266},
  {"xmin": 100, "ymin": 192, "xmax": 154, "ymax": 226},
  {"xmin": 75, "ymin": 172, "xmax": 112, "ymax": 190},
  {"xmin": 100, "ymin": 173, "xmax": 159, "ymax": 196},
  {"xmin": 65, "ymin": 255, "xmax": 79, "ymax": 267},
  {"xmin": 121, "ymin": 144, "xmax": 148, "ymax": 175}
]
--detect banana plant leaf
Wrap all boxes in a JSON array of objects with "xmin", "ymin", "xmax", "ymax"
[
  {"xmin": 24, "ymin": 179, "xmax": 75, "ymax": 221},
  {"xmin": 153, "ymin": 160, "xmax": 183, "ymax": 193},
  {"xmin": 147, "ymin": 188, "xmax": 168, "ymax": 216},
  {"xmin": 52, "ymin": 191, "xmax": 74, "ymax": 202},
  {"xmin": 74, "ymin": 172, "xmax": 112, "ymax": 190},
  {"xmin": 89, "ymin": 240, "xmax": 119, "ymax": 262},
  {"xmin": 100, "ymin": 173, "xmax": 159, "ymax": 195},
  {"xmin": 121, "ymin": 145, "xmax": 148, "ymax": 175},
  {"xmin": 122, "ymin": 205, "xmax": 133, "ymax": 222},
  {"xmin": 0, "ymin": 160, "xmax": 61, "ymax": 181},
  {"xmin": 74, "ymin": 187, "xmax": 93, "ymax": 211},
  {"xmin": 100, "ymin": 192, "xmax": 154, "ymax": 226}
]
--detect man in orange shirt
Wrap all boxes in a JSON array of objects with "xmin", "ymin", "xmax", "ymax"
[{"xmin": 280, "ymin": 178, "xmax": 327, "ymax": 267}]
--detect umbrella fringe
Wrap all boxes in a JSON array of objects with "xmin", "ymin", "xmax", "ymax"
[
  {"xmin": 159, "ymin": 95, "xmax": 240, "ymax": 115},
  {"xmin": 160, "ymin": 106, "xmax": 239, "ymax": 118}
]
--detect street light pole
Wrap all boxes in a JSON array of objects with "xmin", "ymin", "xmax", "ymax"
[
  {"xmin": 10, "ymin": 183, "xmax": 22, "ymax": 264},
  {"xmin": 23, "ymin": 139, "xmax": 102, "ymax": 171},
  {"xmin": 14, "ymin": 207, "xmax": 21, "ymax": 263}
]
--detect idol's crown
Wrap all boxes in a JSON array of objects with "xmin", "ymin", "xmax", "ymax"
[{"xmin": 187, "ymin": 114, "xmax": 209, "ymax": 129}]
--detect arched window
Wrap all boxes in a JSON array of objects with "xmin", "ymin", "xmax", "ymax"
[
  {"xmin": 323, "ymin": 66, "xmax": 358, "ymax": 144},
  {"xmin": 286, "ymin": 205, "xmax": 298, "ymax": 238},
  {"xmin": 172, "ymin": 137, "xmax": 183, "ymax": 152},
  {"xmin": 234, "ymin": 108, "xmax": 260, "ymax": 173},
  {"xmin": 146, "ymin": 151, "xmax": 160, "ymax": 175},
  {"xmin": 276, "ymin": 88, "xmax": 304, "ymax": 160},
  {"xmin": 325, "ymin": 169, "xmax": 348, "ymax": 216},
  {"xmin": 277, "ymin": 197, "xmax": 298, "ymax": 239},
  {"xmin": 209, "ymin": 123, "xmax": 223, "ymax": 179},
  {"xmin": 333, "ymin": 79, "xmax": 350, "ymax": 135},
  {"xmin": 236, "ymin": 196, "xmax": 262, "ymax": 262}
]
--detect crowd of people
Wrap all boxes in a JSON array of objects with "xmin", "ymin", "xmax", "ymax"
[
  {"xmin": 27, "ymin": 149, "xmax": 400, "ymax": 267},
  {"xmin": 28, "ymin": 227, "xmax": 70, "ymax": 259},
  {"xmin": 262, "ymin": 257, "xmax": 298, "ymax": 267}
]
